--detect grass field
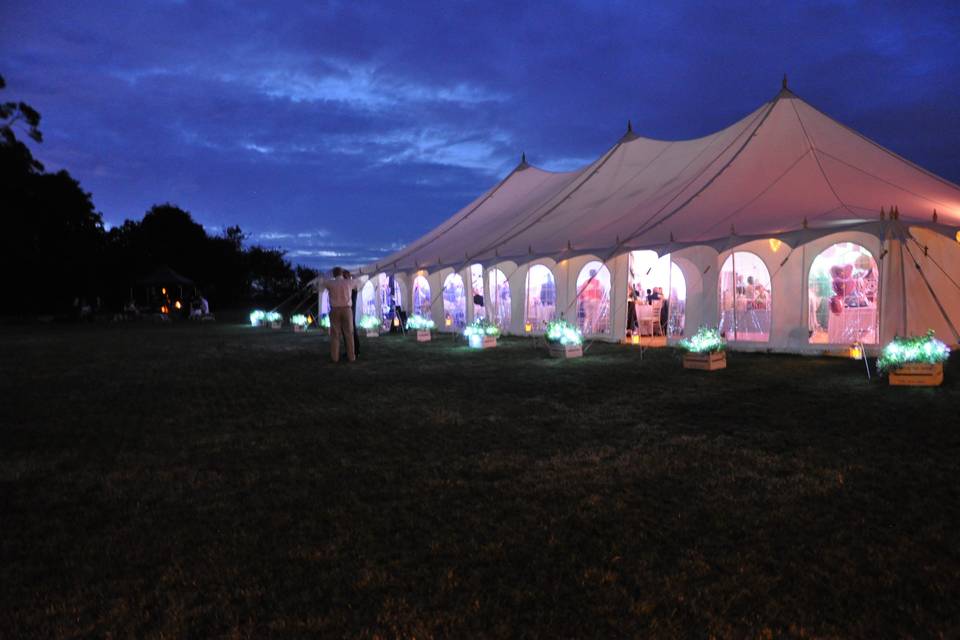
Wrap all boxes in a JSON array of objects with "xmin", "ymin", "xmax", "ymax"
[{"xmin": 2, "ymin": 322, "xmax": 958, "ymax": 638}]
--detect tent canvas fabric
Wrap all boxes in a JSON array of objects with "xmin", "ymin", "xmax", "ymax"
[{"xmin": 328, "ymin": 84, "xmax": 960, "ymax": 353}]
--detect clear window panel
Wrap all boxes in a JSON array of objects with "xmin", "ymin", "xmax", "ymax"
[
  {"xmin": 628, "ymin": 251, "xmax": 686, "ymax": 337},
  {"xmin": 360, "ymin": 281, "xmax": 376, "ymax": 318},
  {"xmin": 470, "ymin": 264, "xmax": 485, "ymax": 319},
  {"xmin": 576, "ymin": 261, "xmax": 611, "ymax": 335},
  {"xmin": 488, "ymin": 268, "xmax": 511, "ymax": 330},
  {"xmin": 412, "ymin": 275, "xmax": 431, "ymax": 317},
  {"xmin": 718, "ymin": 252, "xmax": 771, "ymax": 342},
  {"xmin": 442, "ymin": 273, "xmax": 466, "ymax": 329},
  {"xmin": 808, "ymin": 242, "xmax": 879, "ymax": 344},
  {"xmin": 524, "ymin": 265, "xmax": 556, "ymax": 332}
]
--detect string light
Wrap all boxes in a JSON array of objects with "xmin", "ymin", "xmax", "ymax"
[
  {"xmin": 406, "ymin": 315, "xmax": 435, "ymax": 330},
  {"xmin": 678, "ymin": 327, "xmax": 726, "ymax": 354},
  {"xmin": 545, "ymin": 319, "xmax": 583, "ymax": 346},
  {"xmin": 359, "ymin": 315, "xmax": 381, "ymax": 330},
  {"xmin": 463, "ymin": 318, "xmax": 501, "ymax": 340},
  {"xmin": 249, "ymin": 309, "xmax": 266, "ymax": 326},
  {"xmin": 291, "ymin": 314, "xmax": 310, "ymax": 327},
  {"xmin": 319, "ymin": 315, "xmax": 330, "ymax": 328},
  {"xmin": 877, "ymin": 331, "xmax": 950, "ymax": 372},
  {"xmin": 265, "ymin": 311, "xmax": 282, "ymax": 323}
]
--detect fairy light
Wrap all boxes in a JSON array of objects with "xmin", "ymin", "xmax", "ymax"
[
  {"xmin": 265, "ymin": 311, "xmax": 282, "ymax": 323},
  {"xmin": 463, "ymin": 318, "xmax": 501, "ymax": 341},
  {"xmin": 359, "ymin": 315, "xmax": 381, "ymax": 330},
  {"xmin": 406, "ymin": 315, "xmax": 436, "ymax": 330},
  {"xmin": 291, "ymin": 314, "xmax": 309, "ymax": 327},
  {"xmin": 678, "ymin": 327, "xmax": 726, "ymax": 354},
  {"xmin": 249, "ymin": 309, "xmax": 266, "ymax": 326},
  {"xmin": 877, "ymin": 331, "xmax": 950, "ymax": 372},
  {"xmin": 545, "ymin": 319, "xmax": 583, "ymax": 347}
]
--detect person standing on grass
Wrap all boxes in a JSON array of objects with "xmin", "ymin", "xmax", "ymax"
[
  {"xmin": 343, "ymin": 269, "xmax": 360, "ymax": 359},
  {"xmin": 327, "ymin": 266, "xmax": 357, "ymax": 363}
]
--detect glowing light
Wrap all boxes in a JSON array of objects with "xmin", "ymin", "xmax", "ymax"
[
  {"xmin": 174, "ymin": 300, "xmax": 182, "ymax": 310},
  {"xmin": 678, "ymin": 326, "xmax": 726, "ymax": 354},
  {"xmin": 524, "ymin": 321, "xmax": 533, "ymax": 333},
  {"xmin": 631, "ymin": 334, "xmax": 640, "ymax": 345},
  {"xmin": 406, "ymin": 315, "xmax": 435, "ymax": 330},
  {"xmin": 545, "ymin": 319, "xmax": 583, "ymax": 346},
  {"xmin": 265, "ymin": 311, "xmax": 282, "ymax": 323},
  {"xmin": 445, "ymin": 316, "xmax": 453, "ymax": 327},
  {"xmin": 306, "ymin": 314, "xmax": 314, "ymax": 325},
  {"xmin": 291, "ymin": 314, "xmax": 310, "ymax": 327},
  {"xmin": 393, "ymin": 316, "xmax": 400, "ymax": 327},
  {"xmin": 463, "ymin": 318, "xmax": 501, "ymax": 340},
  {"xmin": 319, "ymin": 315, "xmax": 330, "ymax": 329},
  {"xmin": 468, "ymin": 333, "xmax": 484, "ymax": 349},
  {"xmin": 769, "ymin": 238, "xmax": 783, "ymax": 253},
  {"xmin": 877, "ymin": 331, "xmax": 950, "ymax": 372},
  {"xmin": 161, "ymin": 287, "xmax": 167, "ymax": 295},
  {"xmin": 160, "ymin": 305, "xmax": 169, "ymax": 314},
  {"xmin": 249, "ymin": 309, "xmax": 266, "ymax": 326},
  {"xmin": 849, "ymin": 345, "xmax": 863, "ymax": 360},
  {"xmin": 359, "ymin": 315, "xmax": 381, "ymax": 330},
  {"xmin": 956, "ymin": 230, "xmax": 960, "ymax": 244}
]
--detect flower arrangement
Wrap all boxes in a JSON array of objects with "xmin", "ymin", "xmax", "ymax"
[
  {"xmin": 359, "ymin": 315, "xmax": 381, "ymax": 331},
  {"xmin": 463, "ymin": 317, "xmax": 501, "ymax": 339},
  {"xmin": 319, "ymin": 314, "xmax": 330, "ymax": 329},
  {"xmin": 545, "ymin": 319, "xmax": 583, "ymax": 346},
  {"xmin": 677, "ymin": 327, "xmax": 726, "ymax": 354},
  {"xmin": 265, "ymin": 311, "xmax": 282, "ymax": 323},
  {"xmin": 249, "ymin": 309, "xmax": 266, "ymax": 326},
  {"xmin": 406, "ymin": 315, "xmax": 435, "ymax": 331},
  {"xmin": 291, "ymin": 314, "xmax": 310, "ymax": 328},
  {"xmin": 877, "ymin": 331, "xmax": 950, "ymax": 372}
]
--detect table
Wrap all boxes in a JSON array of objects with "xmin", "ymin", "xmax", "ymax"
[{"xmin": 827, "ymin": 305, "xmax": 877, "ymax": 344}]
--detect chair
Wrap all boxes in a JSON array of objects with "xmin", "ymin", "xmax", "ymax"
[{"xmin": 650, "ymin": 300, "xmax": 664, "ymax": 336}]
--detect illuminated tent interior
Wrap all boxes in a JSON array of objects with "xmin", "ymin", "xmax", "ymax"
[{"xmin": 320, "ymin": 80, "xmax": 960, "ymax": 353}]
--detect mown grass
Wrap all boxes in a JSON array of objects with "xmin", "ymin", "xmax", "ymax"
[{"xmin": 1, "ymin": 322, "xmax": 958, "ymax": 638}]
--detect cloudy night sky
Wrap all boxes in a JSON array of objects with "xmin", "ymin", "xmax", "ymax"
[{"xmin": 3, "ymin": 1, "xmax": 959, "ymax": 271}]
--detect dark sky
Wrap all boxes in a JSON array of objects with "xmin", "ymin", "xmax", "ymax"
[{"xmin": 3, "ymin": 1, "xmax": 958, "ymax": 269}]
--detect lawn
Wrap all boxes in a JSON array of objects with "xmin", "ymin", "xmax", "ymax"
[{"xmin": 2, "ymin": 322, "xmax": 958, "ymax": 638}]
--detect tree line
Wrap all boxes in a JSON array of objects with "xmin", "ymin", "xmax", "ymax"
[{"xmin": 0, "ymin": 74, "xmax": 315, "ymax": 316}]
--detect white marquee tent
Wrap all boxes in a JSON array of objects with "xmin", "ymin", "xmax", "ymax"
[{"xmin": 324, "ymin": 81, "xmax": 960, "ymax": 354}]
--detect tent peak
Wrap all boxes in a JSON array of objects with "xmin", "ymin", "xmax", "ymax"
[
  {"xmin": 777, "ymin": 73, "xmax": 794, "ymax": 99},
  {"xmin": 621, "ymin": 119, "xmax": 638, "ymax": 141},
  {"xmin": 516, "ymin": 151, "xmax": 529, "ymax": 170}
]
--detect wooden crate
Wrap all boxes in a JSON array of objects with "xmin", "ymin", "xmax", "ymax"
[
  {"xmin": 548, "ymin": 343, "xmax": 583, "ymax": 359},
  {"xmin": 889, "ymin": 362, "xmax": 943, "ymax": 387},
  {"xmin": 292, "ymin": 324, "xmax": 307, "ymax": 333},
  {"xmin": 682, "ymin": 351, "xmax": 727, "ymax": 371},
  {"xmin": 468, "ymin": 334, "xmax": 497, "ymax": 349},
  {"xmin": 415, "ymin": 330, "xmax": 431, "ymax": 342}
]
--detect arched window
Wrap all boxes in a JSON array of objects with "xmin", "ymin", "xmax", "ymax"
[
  {"xmin": 719, "ymin": 252, "xmax": 771, "ymax": 342},
  {"xmin": 470, "ymin": 264, "xmax": 484, "ymax": 319},
  {"xmin": 628, "ymin": 251, "xmax": 687, "ymax": 337},
  {"xmin": 359, "ymin": 281, "xmax": 376, "ymax": 319},
  {"xmin": 524, "ymin": 264, "xmax": 556, "ymax": 332},
  {"xmin": 442, "ymin": 273, "xmax": 466, "ymax": 329},
  {"xmin": 412, "ymin": 275, "xmax": 431, "ymax": 317},
  {"xmin": 488, "ymin": 268, "xmax": 511, "ymax": 330},
  {"xmin": 576, "ymin": 261, "xmax": 611, "ymax": 335},
  {"xmin": 808, "ymin": 242, "xmax": 879, "ymax": 344},
  {"xmin": 320, "ymin": 289, "xmax": 330, "ymax": 320},
  {"xmin": 391, "ymin": 274, "xmax": 403, "ymax": 309}
]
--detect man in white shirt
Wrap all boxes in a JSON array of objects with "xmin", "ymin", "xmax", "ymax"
[{"xmin": 327, "ymin": 266, "xmax": 358, "ymax": 362}]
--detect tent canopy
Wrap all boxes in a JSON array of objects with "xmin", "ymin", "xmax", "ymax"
[{"xmin": 368, "ymin": 84, "xmax": 960, "ymax": 274}]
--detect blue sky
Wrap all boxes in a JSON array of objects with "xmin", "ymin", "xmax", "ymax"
[{"xmin": 3, "ymin": 0, "xmax": 958, "ymax": 269}]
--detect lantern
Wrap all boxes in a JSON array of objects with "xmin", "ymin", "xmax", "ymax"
[
  {"xmin": 174, "ymin": 300, "xmax": 182, "ymax": 310},
  {"xmin": 631, "ymin": 334, "xmax": 640, "ymax": 345},
  {"xmin": 393, "ymin": 316, "xmax": 400, "ymax": 327},
  {"xmin": 849, "ymin": 345, "xmax": 863, "ymax": 359},
  {"xmin": 445, "ymin": 316, "xmax": 452, "ymax": 327},
  {"xmin": 160, "ymin": 305, "xmax": 169, "ymax": 314},
  {"xmin": 161, "ymin": 287, "xmax": 167, "ymax": 295},
  {"xmin": 524, "ymin": 321, "xmax": 533, "ymax": 333}
]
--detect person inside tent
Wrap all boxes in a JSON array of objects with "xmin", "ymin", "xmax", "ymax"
[{"xmin": 582, "ymin": 269, "xmax": 603, "ymax": 334}]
